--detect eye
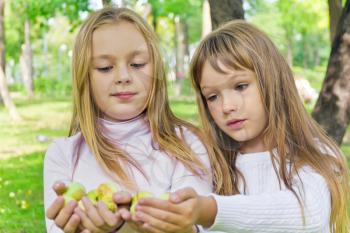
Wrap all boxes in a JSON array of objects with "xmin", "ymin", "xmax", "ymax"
[
  {"xmin": 235, "ymin": 83, "xmax": 248, "ymax": 91},
  {"xmin": 96, "ymin": 66, "xmax": 113, "ymax": 73},
  {"xmin": 130, "ymin": 63, "xmax": 146, "ymax": 68},
  {"xmin": 206, "ymin": 94, "xmax": 218, "ymax": 102}
]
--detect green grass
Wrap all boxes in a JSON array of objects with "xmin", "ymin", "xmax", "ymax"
[
  {"xmin": 0, "ymin": 86, "xmax": 349, "ymax": 232},
  {"xmin": 0, "ymin": 152, "xmax": 45, "ymax": 233}
]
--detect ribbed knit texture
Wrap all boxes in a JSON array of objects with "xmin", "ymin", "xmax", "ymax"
[{"xmin": 208, "ymin": 151, "xmax": 331, "ymax": 233}]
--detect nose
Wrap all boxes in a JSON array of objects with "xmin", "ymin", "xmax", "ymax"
[
  {"xmin": 115, "ymin": 65, "xmax": 132, "ymax": 84},
  {"xmin": 222, "ymin": 93, "xmax": 239, "ymax": 114}
]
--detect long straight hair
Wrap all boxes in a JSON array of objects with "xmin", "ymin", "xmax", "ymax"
[
  {"xmin": 190, "ymin": 20, "xmax": 349, "ymax": 232},
  {"xmin": 69, "ymin": 7, "xmax": 218, "ymax": 190}
]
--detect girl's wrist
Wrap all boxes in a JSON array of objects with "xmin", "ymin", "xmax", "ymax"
[{"xmin": 197, "ymin": 196, "xmax": 217, "ymax": 228}]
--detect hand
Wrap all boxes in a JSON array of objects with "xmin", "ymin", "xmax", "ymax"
[
  {"xmin": 46, "ymin": 181, "xmax": 81, "ymax": 233},
  {"xmin": 74, "ymin": 191, "xmax": 130, "ymax": 233},
  {"xmin": 130, "ymin": 188, "xmax": 202, "ymax": 233},
  {"xmin": 116, "ymin": 192, "xmax": 150, "ymax": 233}
]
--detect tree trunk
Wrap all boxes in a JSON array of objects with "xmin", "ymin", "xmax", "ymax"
[
  {"xmin": 312, "ymin": 0, "xmax": 350, "ymax": 145},
  {"xmin": 20, "ymin": 17, "xmax": 34, "ymax": 99},
  {"xmin": 329, "ymin": 0, "xmax": 343, "ymax": 42},
  {"xmin": 0, "ymin": 0, "xmax": 21, "ymax": 121},
  {"xmin": 208, "ymin": 0, "xmax": 244, "ymax": 30},
  {"xmin": 174, "ymin": 17, "xmax": 187, "ymax": 97},
  {"xmin": 202, "ymin": 0, "xmax": 212, "ymax": 38}
]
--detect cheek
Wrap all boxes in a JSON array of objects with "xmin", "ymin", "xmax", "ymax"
[{"xmin": 207, "ymin": 104, "xmax": 220, "ymax": 122}]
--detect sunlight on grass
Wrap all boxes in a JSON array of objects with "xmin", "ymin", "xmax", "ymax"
[{"xmin": 0, "ymin": 98, "xmax": 71, "ymax": 159}]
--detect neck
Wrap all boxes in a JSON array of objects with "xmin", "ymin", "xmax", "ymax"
[{"xmin": 239, "ymin": 138, "xmax": 267, "ymax": 154}]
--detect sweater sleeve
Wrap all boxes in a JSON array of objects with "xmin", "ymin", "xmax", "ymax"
[
  {"xmin": 43, "ymin": 139, "xmax": 72, "ymax": 233},
  {"xmin": 209, "ymin": 167, "xmax": 331, "ymax": 233},
  {"xmin": 170, "ymin": 129, "xmax": 213, "ymax": 195}
]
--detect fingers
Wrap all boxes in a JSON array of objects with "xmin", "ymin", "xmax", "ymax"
[
  {"xmin": 138, "ymin": 198, "xmax": 180, "ymax": 214},
  {"xmin": 46, "ymin": 196, "xmax": 65, "ymax": 219},
  {"xmin": 62, "ymin": 214, "xmax": 80, "ymax": 233},
  {"xmin": 113, "ymin": 191, "xmax": 132, "ymax": 205},
  {"xmin": 170, "ymin": 187, "xmax": 197, "ymax": 203},
  {"xmin": 53, "ymin": 201, "xmax": 78, "ymax": 229},
  {"xmin": 135, "ymin": 205, "xmax": 182, "ymax": 226},
  {"xmin": 53, "ymin": 181, "xmax": 67, "ymax": 195},
  {"xmin": 118, "ymin": 208, "xmax": 132, "ymax": 221},
  {"xmin": 134, "ymin": 210, "xmax": 179, "ymax": 232},
  {"xmin": 96, "ymin": 201, "xmax": 123, "ymax": 228},
  {"xmin": 80, "ymin": 197, "xmax": 105, "ymax": 228},
  {"xmin": 74, "ymin": 207, "xmax": 100, "ymax": 232}
]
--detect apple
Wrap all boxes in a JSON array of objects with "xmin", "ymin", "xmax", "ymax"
[
  {"xmin": 159, "ymin": 192, "xmax": 170, "ymax": 201},
  {"xmin": 96, "ymin": 183, "xmax": 118, "ymax": 212},
  {"xmin": 63, "ymin": 182, "xmax": 86, "ymax": 205}
]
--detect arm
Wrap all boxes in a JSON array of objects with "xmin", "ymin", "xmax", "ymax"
[
  {"xmin": 208, "ymin": 167, "xmax": 331, "ymax": 233},
  {"xmin": 44, "ymin": 140, "xmax": 79, "ymax": 233}
]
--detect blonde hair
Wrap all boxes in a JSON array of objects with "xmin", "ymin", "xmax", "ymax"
[
  {"xmin": 190, "ymin": 20, "xmax": 349, "ymax": 232},
  {"xmin": 69, "ymin": 7, "xmax": 212, "ymax": 190}
]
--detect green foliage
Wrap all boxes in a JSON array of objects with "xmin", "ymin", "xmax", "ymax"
[
  {"xmin": 149, "ymin": 0, "xmax": 203, "ymax": 44},
  {"xmin": 5, "ymin": 0, "xmax": 90, "ymax": 61},
  {"xmin": 34, "ymin": 77, "xmax": 72, "ymax": 97},
  {"xmin": 247, "ymin": 0, "xmax": 331, "ymax": 69}
]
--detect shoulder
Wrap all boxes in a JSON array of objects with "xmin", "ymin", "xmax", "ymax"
[
  {"xmin": 175, "ymin": 126, "xmax": 209, "ymax": 160},
  {"xmin": 44, "ymin": 132, "xmax": 83, "ymax": 164},
  {"xmin": 176, "ymin": 126, "xmax": 204, "ymax": 145}
]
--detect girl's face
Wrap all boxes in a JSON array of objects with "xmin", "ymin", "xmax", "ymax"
[
  {"xmin": 90, "ymin": 21, "xmax": 152, "ymax": 121},
  {"xmin": 200, "ymin": 60, "xmax": 268, "ymax": 153}
]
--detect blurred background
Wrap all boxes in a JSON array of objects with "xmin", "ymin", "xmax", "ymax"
[{"xmin": 0, "ymin": 0, "xmax": 349, "ymax": 231}]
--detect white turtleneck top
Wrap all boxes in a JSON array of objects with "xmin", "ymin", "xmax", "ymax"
[
  {"xmin": 206, "ymin": 151, "xmax": 331, "ymax": 233},
  {"xmin": 44, "ymin": 115, "xmax": 212, "ymax": 233}
]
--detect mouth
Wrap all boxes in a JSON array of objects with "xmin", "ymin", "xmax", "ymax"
[
  {"xmin": 111, "ymin": 91, "xmax": 136, "ymax": 100},
  {"xmin": 226, "ymin": 119, "xmax": 246, "ymax": 128}
]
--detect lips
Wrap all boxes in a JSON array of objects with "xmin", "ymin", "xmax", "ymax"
[
  {"xmin": 226, "ymin": 119, "xmax": 246, "ymax": 129},
  {"xmin": 111, "ymin": 91, "xmax": 136, "ymax": 100}
]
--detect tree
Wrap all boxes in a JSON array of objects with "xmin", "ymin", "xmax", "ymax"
[
  {"xmin": 312, "ymin": 0, "xmax": 350, "ymax": 145},
  {"xmin": 0, "ymin": 0, "xmax": 20, "ymax": 121},
  {"xmin": 208, "ymin": 0, "xmax": 244, "ymax": 29},
  {"xmin": 329, "ymin": 0, "xmax": 343, "ymax": 42},
  {"xmin": 7, "ymin": 0, "xmax": 90, "ymax": 99}
]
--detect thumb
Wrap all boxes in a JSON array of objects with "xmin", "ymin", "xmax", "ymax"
[
  {"xmin": 52, "ymin": 181, "xmax": 67, "ymax": 195},
  {"xmin": 113, "ymin": 191, "xmax": 132, "ymax": 205},
  {"xmin": 170, "ymin": 187, "xmax": 197, "ymax": 204}
]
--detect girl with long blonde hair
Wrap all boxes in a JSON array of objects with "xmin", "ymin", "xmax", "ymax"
[
  {"xmin": 131, "ymin": 21, "xmax": 349, "ymax": 233},
  {"xmin": 44, "ymin": 7, "xmax": 221, "ymax": 233}
]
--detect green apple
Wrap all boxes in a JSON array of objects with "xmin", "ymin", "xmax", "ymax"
[
  {"xmin": 63, "ymin": 182, "xmax": 86, "ymax": 205},
  {"xmin": 96, "ymin": 183, "xmax": 118, "ymax": 212},
  {"xmin": 159, "ymin": 192, "xmax": 170, "ymax": 201},
  {"xmin": 87, "ymin": 190, "xmax": 98, "ymax": 205},
  {"xmin": 130, "ymin": 191, "xmax": 153, "ymax": 214}
]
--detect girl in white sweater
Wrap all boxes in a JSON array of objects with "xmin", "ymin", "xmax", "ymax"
[
  {"xmin": 44, "ymin": 7, "xmax": 223, "ymax": 233},
  {"xmin": 128, "ymin": 21, "xmax": 349, "ymax": 233}
]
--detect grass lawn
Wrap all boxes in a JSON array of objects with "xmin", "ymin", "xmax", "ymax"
[{"xmin": 0, "ymin": 94, "xmax": 349, "ymax": 232}]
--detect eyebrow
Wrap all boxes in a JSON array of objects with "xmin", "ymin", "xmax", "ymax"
[
  {"xmin": 201, "ymin": 73, "xmax": 248, "ymax": 91},
  {"xmin": 92, "ymin": 49, "xmax": 149, "ymax": 61}
]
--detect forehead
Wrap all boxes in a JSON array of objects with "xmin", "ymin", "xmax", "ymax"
[
  {"xmin": 92, "ymin": 21, "xmax": 149, "ymax": 58},
  {"xmin": 200, "ymin": 59, "xmax": 249, "ymax": 87}
]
